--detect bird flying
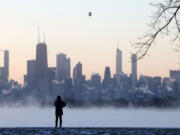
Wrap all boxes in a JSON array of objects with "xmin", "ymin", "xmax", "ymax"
[{"xmin": 88, "ymin": 12, "xmax": 92, "ymax": 17}]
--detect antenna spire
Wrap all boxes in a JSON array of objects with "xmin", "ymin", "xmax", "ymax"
[
  {"xmin": 117, "ymin": 40, "xmax": 119, "ymax": 49},
  {"xmin": 38, "ymin": 25, "xmax": 40, "ymax": 43},
  {"xmin": 44, "ymin": 32, "xmax": 46, "ymax": 43}
]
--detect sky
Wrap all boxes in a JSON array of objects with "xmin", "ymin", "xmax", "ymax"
[{"xmin": 0, "ymin": 0, "xmax": 178, "ymax": 84}]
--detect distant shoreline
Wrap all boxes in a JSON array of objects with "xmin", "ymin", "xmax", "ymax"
[{"xmin": 1, "ymin": 96, "xmax": 180, "ymax": 109}]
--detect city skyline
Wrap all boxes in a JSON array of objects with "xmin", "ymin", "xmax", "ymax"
[
  {"xmin": 1, "ymin": 0, "xmax": 180, "ymax": 133},
  {"xmin": 0, "ymin": 0, "xmax": 178, "ymax": 83},
  {"xmin": 0, "ymin": 36, "xmax": 178, "ymax": 84}
]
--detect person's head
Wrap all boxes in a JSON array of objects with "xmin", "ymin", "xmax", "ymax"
[{"xmin": 57, "ymin": 96, "xmax": 61, "ymax": 101}]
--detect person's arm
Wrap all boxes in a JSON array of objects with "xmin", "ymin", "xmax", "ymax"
[
  {"xmin": 54, "ymin": 101, "xmax": 56, "ymax": 106},
  {"xmin": 62, "ymin": 101, "xmax": 66, "ymax": 107}
]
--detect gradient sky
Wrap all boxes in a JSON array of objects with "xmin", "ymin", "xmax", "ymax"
[{"xmin": 0, "ymin": 0, "xmax": 178, "ymax": 84}]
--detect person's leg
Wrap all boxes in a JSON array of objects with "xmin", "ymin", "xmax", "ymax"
[
  {"xmin": 60, "ymin": 115, "xmax": 62, "ymax": 128},
  {"xmin": 55, "ymin": 114, "xmax": 58, "ymax": 128}
]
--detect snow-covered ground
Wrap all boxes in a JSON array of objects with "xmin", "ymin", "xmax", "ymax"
[
  {"xmin": 0, "ymin": 128, "xmax": 179, "ymax": 135},
  {"xmin": 0, "ymin": 107, "xmax": 180, "ymax": 128}
]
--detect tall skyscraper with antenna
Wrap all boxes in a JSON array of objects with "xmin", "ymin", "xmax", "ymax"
[
  {"xmin": 116, "ymin": 42, "xmax": 122, "ymax": 74},
  {"xmin": 35, "ymin": 28, "xmax": 48, "ymax": 79}
]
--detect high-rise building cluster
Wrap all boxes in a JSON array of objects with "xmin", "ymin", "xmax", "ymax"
[
  {"xmin": 22, "ymin": 38, "xmax": 140, "ymax": 101},
  {"xmin": 0, "ymin": 50, "xmax": 22, "ymax": 92},
  {"xmin": 25, "ymin": 41, "xmax": 49, "ymax": 90},
  {"xmin": 21, "ymin": 38, "xmax": 180, "ymax": 103},
  {"xmin": 0, "ymin": 35, "xmax": 179, "ymax": 106}
]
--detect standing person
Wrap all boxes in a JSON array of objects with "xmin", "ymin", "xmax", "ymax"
[{"xmin": 54, "ymin": 96, "xmax": 66, "ymax": 128}]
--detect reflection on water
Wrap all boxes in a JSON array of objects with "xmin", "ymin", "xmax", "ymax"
[{"xmin": 0, "ymin": 107, "xmax": 179, "ymax": 128}]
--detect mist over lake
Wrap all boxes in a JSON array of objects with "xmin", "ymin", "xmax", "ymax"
[{"xmin": 0, "ymin": 107, "xmax": 180, "ymax": 128}]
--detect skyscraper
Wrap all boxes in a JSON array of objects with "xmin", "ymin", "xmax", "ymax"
[
  {"xmin": 56, "ymin": 53, "xmax": 71, "ymax": 82},
  {"xmin": 64, "ymin": 78, "xmax": 73, "ymax": 100},
  {"xmin": 73, "ymin": 62, "xmax": 82, "ymax": 83},
  {"xmin": 103, "ymin": 66, "xmax": 112, "ymax": 88},
  {"xmin": 35, "ymin": 42, "xmax": 48, "ymax": 79},
  {"xmin": 27, "ymin": 60, "xmax": 36, "ymax": 87},
  {"xmin": 73, "ymin": 62, "xmax": 83, "ymax": 99},
  {"xmin": 104, "ymin": 66, "xmax": 111, "ymax": 79},
  {"xmin": 116, "ymin": 47, "xmax": 122, "ymax": 74},
  {"xmin": 0, "ymin": 50, "xmax": 9, "ymax": 82},
  {"xmin": 66, "ymin": 58, "xmax": 71, "ymax": 78},
  {"xmin": 4, "ymin": 50, "xmax": 9, "ymax": 81},
  {"xmin": 169, "ymin": 70, "xmax": 180, "ymax": 97},
  {"xmin": 90, "ymin": 73, "xmax": 101, "ymax": 89},
  {"xmin": 131, "ymin": 53, "xmax": 137, "ymax": 88}
]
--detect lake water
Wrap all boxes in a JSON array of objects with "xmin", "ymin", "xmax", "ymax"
[{"xmin": 0, "ymin": 107, "xmax": 180, "ymax": 128}]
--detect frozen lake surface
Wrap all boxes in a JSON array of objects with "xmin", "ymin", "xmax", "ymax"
[
  {"xmin": 0, "ymin": 107, "xmax": 180, "ymax": 128},
  {"xmin": 0, "ymin": 128, "xmax": 180, "ymax": 135}
]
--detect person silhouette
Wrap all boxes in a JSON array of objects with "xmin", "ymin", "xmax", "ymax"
[{"xmin": 54, "ymin": 96, "xmax": 66, "ymax": 128}]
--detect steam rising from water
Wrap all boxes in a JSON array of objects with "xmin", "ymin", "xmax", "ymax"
[{"xmin": 0, "ymin": 107, "xmax": 180, "ymax": 128}]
